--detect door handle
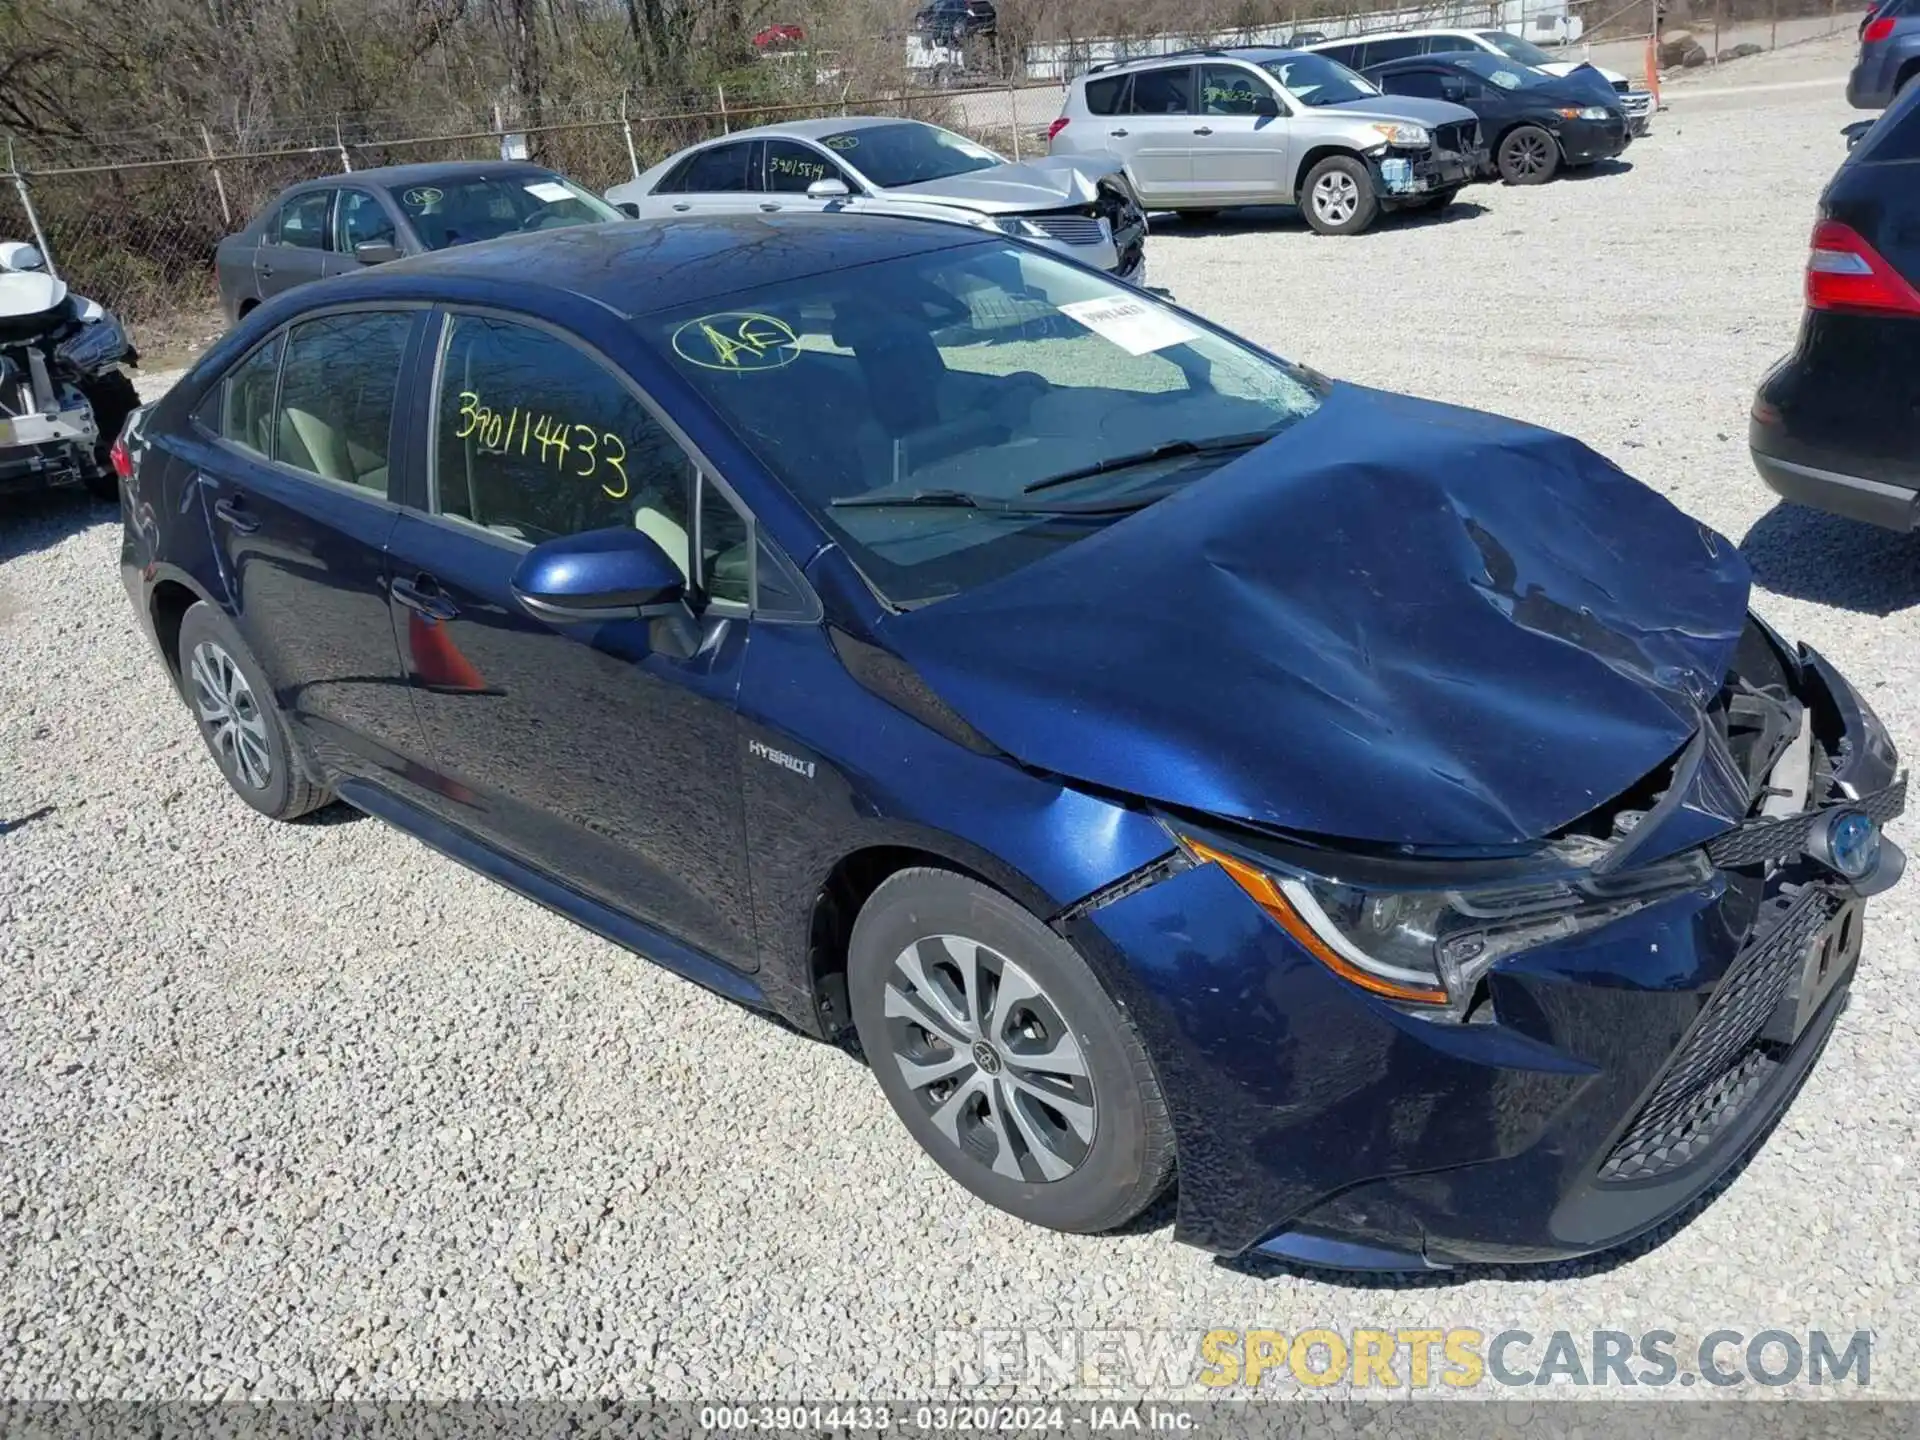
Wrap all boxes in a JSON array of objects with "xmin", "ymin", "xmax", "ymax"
[
  {"xmin": 1193, "ymin": 126, "xmax": 1214, "ymax": 135},
  {"xmin": 212, "ymin": 496, "xmax": 260, "ymax": 534},
  {"xmin": 1108, "ymin": 127, "xmax": 1129, "ymax": 137},
  {"xmin": 759, "ymin": 202, "xmax": 781, "ymax": 212},
  {"xmin": 672, "ymin": 202, "xmax": 692, "ymax": 212},
  {"xmin": 258, "ymin": 262, "xmax": 274, "ymax": 278},
  {"xmin": 391, "ymin": 574, "xmax": 460, "ymax": 622}
]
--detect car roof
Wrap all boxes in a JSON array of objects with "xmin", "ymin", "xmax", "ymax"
[
  {"xmin": 1085, "ymin": 46, "xmax": 1297, "ymax": 76},
  {"xmin": 357, "ymin": 211, "xmax": 985, "ymax": 317},
  {"xmin": 281, "ymin": 160, "xmax": 562, "ymax": 193},
  {"xmin": 700, "ymin": 114, "xmax": 926, "ymax": 144},
  {"xmin": 1316, "ymin": 27, "xmax": 1487, "ymax": 42}
]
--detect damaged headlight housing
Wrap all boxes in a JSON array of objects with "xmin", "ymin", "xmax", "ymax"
[
  {"xmin": 1369, "ymin": 122, "xmax": 1431, "ymax": 148},
  {"xmin": 54, "ymin": 314, "xmax": 129, "ymax": 375},
  {"xmin": 1171, "ymin": 828, "xmax": 1716, "ymax": 1019},
  {"xmin": 990, "ymin": 216, "xmax": 1055, "ymax": 241}
]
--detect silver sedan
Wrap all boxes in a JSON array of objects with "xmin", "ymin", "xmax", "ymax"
[{"xmin": 607, "ymin": 116, "xmax": 1148, "ymax": 284}]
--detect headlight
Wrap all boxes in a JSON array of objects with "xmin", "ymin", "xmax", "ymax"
[
  {"xmin": 1369, "ymin": 122, "xmax": 1430, "ymax": 148},
  {"xmin": 991, "ymin": 216, "xmax": 1053, "ymax": 240},
  {"xmin": 1558, "ymin": 106, "xmax": 1614, "ymax": 121},
  {"xmin": 55, "ymin": 314, "xmax": 129, "ymax": 374},
  {"xmin": 1173, "ymin": 829, "xmax": 1716, "ymax": 1018}
]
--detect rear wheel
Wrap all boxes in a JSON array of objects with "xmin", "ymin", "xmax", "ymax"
[
  {"xmin": 177, "ymin": 602, "xmax": 332, "ymax": 821},
  {"xmin": 1301, "ymin": 156, "xmax": 1379, "ymax": 235},
  {"xmin": 1498, "ymin": 125, "xmax": 1560, "ymax": 185},
  {"xmin": 849, "ymin": 868, "xmax": 1174, "ymax": 1234}
]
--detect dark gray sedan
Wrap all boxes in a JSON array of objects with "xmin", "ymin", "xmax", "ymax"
[{"xmin": 214, "ymin": 160, "xmax": 622, "ymax": 323}]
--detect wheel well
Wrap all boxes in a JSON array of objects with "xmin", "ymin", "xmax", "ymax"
[
  {"xmin": 1899, "ymin": 58, "xmax": 1920, "ymax": 93},
  {"xmin": 149, "ymin": 581, "xmax": 197, "ymax": 682},
  {"xmin": 807, "ymin": 845, "xmax": 994, "ymax": 1037},
  {"xmin": 1292, "ymin": 145, "xmax": 1363, "ymax": 201},
  {"xmin": 237, "ymin": 299, "xmax": 258, "ymax": 319}
]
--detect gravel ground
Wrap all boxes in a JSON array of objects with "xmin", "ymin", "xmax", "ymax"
[{"xmin": 3, "ymin": 37, "xmax": 1917, "ymax": 1407}]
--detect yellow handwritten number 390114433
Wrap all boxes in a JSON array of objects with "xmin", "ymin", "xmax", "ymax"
[{"xmin": 454, "ymin": 391, "xmax": 631, "ymax": 500}]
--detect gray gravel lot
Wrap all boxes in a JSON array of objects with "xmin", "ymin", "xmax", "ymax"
[{"xmin": 3, "ymin": 37, "xmax": 1917, "ymax": 1406}]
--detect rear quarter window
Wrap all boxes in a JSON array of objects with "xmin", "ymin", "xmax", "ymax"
[
  {"xmin": 1862, "ymin": 91, "xmax": 1920, "ymax": 161},
  {"xmin": 1084, "ymin": 73, "xmax": 1129, "ymax": 115}
]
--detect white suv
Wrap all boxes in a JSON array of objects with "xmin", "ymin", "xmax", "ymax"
[{"xmin": 1305, "ymin": 29, "xmax": 1654, "ymax": 135}]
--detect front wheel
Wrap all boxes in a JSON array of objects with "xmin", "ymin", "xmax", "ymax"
[
  {"xmin": 849, "ymin": 868, "xmax": 1175, "ymax": 1234},
  {"xmin": 1301, "ymin": 156, "xmax": 1379, "ymax": 235},
  {"xmin": 1498, "ymin": 125, "xmax": 1560, "ymax": 185}
]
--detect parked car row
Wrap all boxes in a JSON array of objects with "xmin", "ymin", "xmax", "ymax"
[{"xmin": 1049, "ymin": 41, "xmax": 1639, "ymax": 236}]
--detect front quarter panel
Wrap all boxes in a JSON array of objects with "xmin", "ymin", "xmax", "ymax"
[{"xmin": 734, "ymin": 619, "xmax": 1177, "ymax": 1033}]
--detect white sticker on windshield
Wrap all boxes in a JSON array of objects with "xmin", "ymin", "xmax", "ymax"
[
  {"xmin": 524, "ymin": 180, "xmax": 574, "ymax": 203},
  {"xmin": 1057, "ymin": 296, "xmax": 1199, "ymax": 356}
]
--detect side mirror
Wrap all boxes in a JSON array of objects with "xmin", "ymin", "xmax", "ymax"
[
  {"xmin": 806, "ymin": 178, "xmax": 851, "ymax": 200},
  {"xmin": 510, "ymin": 526, "xmax": 687, "ymax": 623},
  {"xmin": 353, "ymin": 240, "xmax": 403, "ymax": 265},
  {"xmin": 616, "ymin": 201, "xmax": 642, "ymax": 218},
  {"xmin": 1252, "ymin": 95, "xmax": 1281, "ymax": 118}
]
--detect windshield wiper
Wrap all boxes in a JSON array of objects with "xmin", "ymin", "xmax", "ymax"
[
  {"xmin": 828, "ymin": 488, "xmax": 1155, "ymax": 514},
  {"xmin": 1020, "ymin": 429, "xmax": 1282, "ymax": 496}
]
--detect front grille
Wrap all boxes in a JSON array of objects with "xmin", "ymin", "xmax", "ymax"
[
  {"xmin": 1434, "ymin": 120, "xmax": 1477, "ymax": 154},
  {"xmin": 1024, "ymin": 215, "xmax": 1106, "ymax": 246},
  {"xmin": 1598, "ymin": 885, "xmax": 1839, "ymax": 1184},
  {"xmin": 1705, "ymin": 776, "xmax": 1906, "ymax": 870}
]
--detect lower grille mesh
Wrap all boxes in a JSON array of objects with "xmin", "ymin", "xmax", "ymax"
[{"xmin": 1597, "ymin": 886, "xmax": 1839, "ymax": 1184}]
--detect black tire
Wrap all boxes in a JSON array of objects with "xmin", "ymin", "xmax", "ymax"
[
  {"xmin": 77, "ymin": 369, "xmax": 138, "ymax": 503},
  {"xmin": 1498, "ymin": 125, "xmax": 1560, "ymax": 185},
  {"xmin": 1300, "ymin": 155, "xmax": 1379, "ymax": 236},
  {"xmin": 849, "ymin": 867, "xmax": 1175, "ymax": 1234},
  {"xmin": 176, "ymin": 601, "xmax": 333, "ymax": 821}
]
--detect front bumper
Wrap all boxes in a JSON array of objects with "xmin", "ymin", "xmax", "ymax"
[
  {"xmin": 1374, "ymin": 146, "xmax": 1485, "ymax": 200},
  {"xmin": 1559, "ymin": 115, "xmax": 1631, "ymax": 165},
  {"xmin": 1066, "ymin": 650, "xmax": 1904, "ymax": 1268}
]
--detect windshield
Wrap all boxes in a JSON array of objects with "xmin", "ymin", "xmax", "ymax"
[
  {"xmin": 650, "ymin": 243, "xmax": 1323, "ymax": 606},
  {"xmin": 819, "ymin": 122, "xmax": 1002, "ymax": 188},
  {"xmin": 1478, "ymin": 31, "xmax": 1557, "ymax": 65},
  {"xmin": 388, "ymin": 172, "xmax": 620, "ymax": 249},
  {"xmin": 1262, "ymin": 55, "xmax": 1380, "ymax": 105},
  {"xmin": 1449, "ymin": 51, "xmax": 1551, "ymax": 87}
]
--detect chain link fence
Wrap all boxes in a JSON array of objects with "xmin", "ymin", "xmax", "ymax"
[{"xmin": 0, "ymin": 0, "xmax": 1856, "ymax": 363}]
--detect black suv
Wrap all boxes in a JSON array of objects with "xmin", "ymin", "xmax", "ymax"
[{"xmin": 1749, "ymin": 82, "xmax": 1920, "ymax": 529}]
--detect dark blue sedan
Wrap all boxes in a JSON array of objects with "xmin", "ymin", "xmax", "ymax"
[{"xmin": 117, "ymin": 214, "xmax": 1905, "ymax": 1270}]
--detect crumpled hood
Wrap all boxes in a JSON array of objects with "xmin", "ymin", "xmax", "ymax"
[
  {"xmin": 887, "ymin": 157, "xmax": 1106, "ymax": 214},
  {"xmin": 1322, "ymin": 95, "xmax": 1482, "ymax": 130},
  {"xmin": 879, "ymin": 385, "xmax": 1752, "ymax": 848}
]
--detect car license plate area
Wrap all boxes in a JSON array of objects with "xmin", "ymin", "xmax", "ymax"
[{"xmin": 1761, "ymin": 896, "xmax": 1863, "ymax": 1045}]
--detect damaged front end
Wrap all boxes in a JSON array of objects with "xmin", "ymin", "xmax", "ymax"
[
  {"xmin": 1369, "ymin": 118, "xmax": 1486, "ymax": 202},
  {"xmin": 1058, "ymin": 615, "xmax": 1903, "ymax": 1267}
]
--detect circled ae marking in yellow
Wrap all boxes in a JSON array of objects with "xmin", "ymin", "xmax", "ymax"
[{"xmin": 672, "ymin": 311, "xmax": 801, "ymax": 372}]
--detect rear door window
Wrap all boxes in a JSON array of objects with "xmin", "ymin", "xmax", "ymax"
[
  {"xmin": 1314, "ymin": 42, "xmax": 1362, "ymax": 67},
  {"xmin": 660, "ymin": 141, "xmax": 760, "ymax": 194},
  {"xmin": 1381, "ymin": 68, "xmax": 1447, "ymax": 99},
  {"xmin": 1365, "ymin": 37, "xmax": 1424, "ymax": 63},
  {"xmin": 271, "ymin": 191, "xmax": 333, "ymax": 249},
  {"xmin": 1129, "ymin": 66, "xmax": 1195, "ymax": 115},
  {"xmin": 274, "ymin": 311, "xmax": 412, "ymax": 494}
]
